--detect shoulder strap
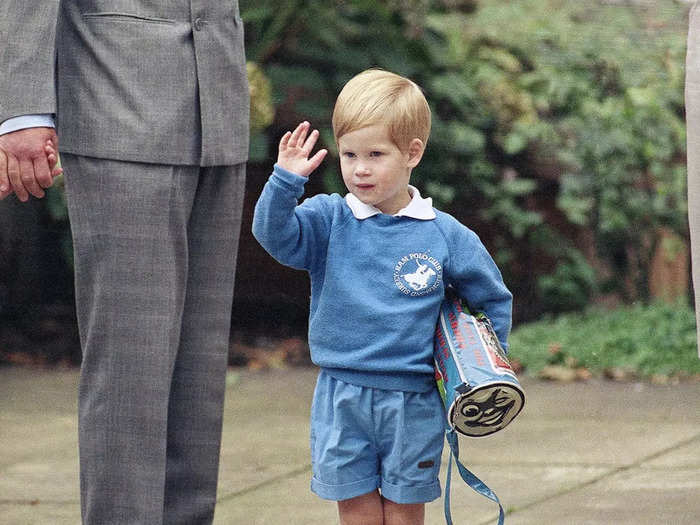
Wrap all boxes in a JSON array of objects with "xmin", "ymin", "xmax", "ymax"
[{"xmin": 444, "ymin": 430, "xmax": 505, "ymax": 525}]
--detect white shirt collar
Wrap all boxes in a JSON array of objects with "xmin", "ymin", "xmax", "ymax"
[{"xmin": 344, "ymin": 185, "xmax": 436, "ymax": 220}]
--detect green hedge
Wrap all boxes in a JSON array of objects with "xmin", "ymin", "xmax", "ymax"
[
  {"xmin": 509, "ymin": 302, "xmax": 700, "ymax": 379},
  {"xmin": 243, "ymin": 0, "xmax": 691, "ymax": 317}
]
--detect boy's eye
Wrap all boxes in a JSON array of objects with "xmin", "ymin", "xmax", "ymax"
[
  {"xmin": 370, "ymin": 151, "xmax": 383, "ymax": 157},
  {"xmin": 343, "ymin": 152, "xmax": 356, "ymax": 159}
]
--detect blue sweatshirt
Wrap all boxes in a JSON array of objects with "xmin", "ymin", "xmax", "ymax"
[{"xmin": 253, "ymin": 165, "xmax": 513, "ymax": 393}]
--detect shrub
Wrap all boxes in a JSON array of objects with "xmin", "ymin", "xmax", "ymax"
[
  {"xmin": 509, "ymin": 302, "xmax": 700, "ymax": 378},
  {"xmin": 243, "ymin": 0, "xmax": 690, "ymax": 318}
]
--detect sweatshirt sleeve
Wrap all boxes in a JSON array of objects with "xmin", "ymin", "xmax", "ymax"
[
  {"xmin": 444, "ymin": 221, "xmax": 513, "ymax": 351},
  {"xmin": 252, "ymin": 164, "xmax": 333, "ymax": 271}
]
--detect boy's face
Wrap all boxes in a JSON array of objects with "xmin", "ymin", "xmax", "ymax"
[{"xmin": 338, "ymin": 124, "xmax": 421, "ymax": 215}]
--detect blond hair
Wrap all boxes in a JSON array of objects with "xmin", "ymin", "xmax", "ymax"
[{"xmin": 332, "ymin": 69, "xmax": 431, "ymax": 152}]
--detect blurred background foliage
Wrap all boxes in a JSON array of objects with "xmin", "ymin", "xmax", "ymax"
[
  {"xmin": 1, "ymin": 0, "xmax": 697, "ymax": 372},
  {"xmin": 243, "ymin": 0, "xmax": 690, "ymax": 317}
]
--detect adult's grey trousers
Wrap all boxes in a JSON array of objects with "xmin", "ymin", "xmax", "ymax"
[
  {"xmin": 687, "ymin": 1, "xmax": 700, "ymax": 356},
  {"xmin": 63, "ymin": 154, "xmax": 246, "ymax": 524}
]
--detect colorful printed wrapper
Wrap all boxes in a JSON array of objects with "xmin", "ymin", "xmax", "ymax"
[{"xmin": 434, "ymin": 295, "xmax": 525, "ymax": 437}]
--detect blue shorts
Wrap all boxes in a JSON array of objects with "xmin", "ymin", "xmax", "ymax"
[{"xmin": 310, "ymin": 370, "xmax": 445, "ymax": 504}]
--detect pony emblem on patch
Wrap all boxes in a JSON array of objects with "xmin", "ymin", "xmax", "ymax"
[{"xmin": 393, "ymin": 252, "xmax": 442, "ymax": 296}]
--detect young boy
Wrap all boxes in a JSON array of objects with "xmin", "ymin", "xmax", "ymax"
[{"xmin": 253, "ymin": 69, "xmax": 512, "ymax": 525}]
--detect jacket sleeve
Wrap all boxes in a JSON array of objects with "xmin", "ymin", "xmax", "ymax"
[
  {"xmin": 252, "ymin": 164, "xmax": 333, "ymax": 272},
  {"xmin": 444, "ymin": 221, "xmax": 513, "ymax": 351},
  {"xmin": 0, "ymin": 1, "xmax": 61, "ymax": 124}
]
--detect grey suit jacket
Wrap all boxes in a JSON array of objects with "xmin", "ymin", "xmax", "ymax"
[{"xmin": 0, "ymin": 1, "xmax": 249, "ymax": 166}]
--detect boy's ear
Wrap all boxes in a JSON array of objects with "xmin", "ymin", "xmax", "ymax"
[{"xmin": 406, "ymin": 138, "xmax": 425, "ymax": 168}]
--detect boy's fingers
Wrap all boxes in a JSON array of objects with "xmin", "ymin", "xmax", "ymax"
[
  {"xmin": 302, "ymin": 129, "xmax": 320, "ymax": 154},
  {"xmin": 289, "ymin": 121, "xmax": 309, "ymax": 148},
  {"xmin": 279, "ymin": 131, "xmax": 291, "ymax": 150},
  {"xmin": 288, "ymin": 124, "xmax": 302, "ymax": 148},
  {"xmin": 45, "ymin": 141, "xmax": 59, "ymax": 160},
  {"xmin": 308, "ymin": 149, "xmax": 328, "ymax": 172},
  {"xmin": 296, "ymin": 123, "xmax": 309, "ymax": 147}
]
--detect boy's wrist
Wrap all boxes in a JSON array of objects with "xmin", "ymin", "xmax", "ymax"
[
  {"xmin": 273, "ymin": 163, "xmax": 310, "ymax": 182},
  {"xmin": 270, "ymin": 163, "xmax": 310, "ymax": 199}
]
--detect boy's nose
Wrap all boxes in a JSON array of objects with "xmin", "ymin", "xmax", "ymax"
[{"xmin": 355, "ymin": 165, "xmax": 370, "ymax": 176}]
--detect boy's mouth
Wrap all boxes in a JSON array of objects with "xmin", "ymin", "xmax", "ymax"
[{"xmin": 355, "ymin": 183, "xmax": 375, "ymax": 190}]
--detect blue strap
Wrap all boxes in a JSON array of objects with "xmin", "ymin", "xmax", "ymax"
[{"xmin": 444, "ymin": 430, "xmax": 505, "ymax": 525}]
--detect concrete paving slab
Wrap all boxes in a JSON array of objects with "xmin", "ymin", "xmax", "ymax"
[
  {"xmin": 1, "ymin": 366, "xmax": 699, "ymax": 525},
  {"xmin": 504, "ymin": 464, "xmax": 700, "ymax": 525},
  {"xmin": 516, "ymin": 379, "xmax": 700, "ymax": 423},
  {"xmin": 645, "ymin": 438, "xmax": 700, "ymax": 468},
  {"xmin": 1, "ymin": 369, "xmax": 78, "ymax": 472},
  {"xmin": 0, "ymin": 455, "xmax": 79, "ymax": 502},
  {"xmin": 216, "ymin": 369, "xmax": 315, "ymax": 497},
  {"xmin": 0, "ymin": 502, "xmax": 81, "ymax": 525},
  {"xmin": 214, "ymin": 468, "xmax": 335, "ymax": 525},
  {"xmin": 426, "ymin": 462, "xmax": 614, "ymax": 525},
  {"xmin": 0, "ymin": 416, "xmax": 77, "ymax": 472},
  {"xmin": 0, "ymin": 369, "xmax": 82, "ymax": 524},
  {"xmin": 1, "ymin": 368, "xmax": 78, "ymax": 413},
  {"xmin": 467, "ymin": 419, "xmax": 700, "ymax": 466}
]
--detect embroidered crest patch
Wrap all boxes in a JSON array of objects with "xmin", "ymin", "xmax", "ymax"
[{"xmin": 394, "ymin": 252, "xmax": 442, "ymax": 296}]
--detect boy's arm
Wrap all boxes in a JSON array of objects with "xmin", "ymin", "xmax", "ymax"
[
  {"xmin": 252, "ymin": 122, "xmax": 330, "ymax": 270},
  {"xmin": 448, "ymin": 225, "xmax": 513, "ymax": 351}
]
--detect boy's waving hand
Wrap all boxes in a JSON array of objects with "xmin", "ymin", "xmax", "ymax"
[{"xmin": 277, "ymin": 121, "xmax": 327, "ymax": 177}]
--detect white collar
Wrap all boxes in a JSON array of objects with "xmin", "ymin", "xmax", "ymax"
[{"xmin": 344, "ymin": 185, "xmax": 436, "ymax": 220}]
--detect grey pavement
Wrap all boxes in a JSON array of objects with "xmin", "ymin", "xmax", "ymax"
[{"xmin": 1, "ymin": 366, "xmax": 699, "ymax": 524}]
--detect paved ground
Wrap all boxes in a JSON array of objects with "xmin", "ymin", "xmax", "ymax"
[{"xmin": 1, "ymin": 366, "xmax": 699, "ymax": 524}]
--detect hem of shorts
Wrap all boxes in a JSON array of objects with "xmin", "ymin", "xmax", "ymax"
[
  {"xmin": 311, "ymin": 475, "xmax": 381, "ymax": 501},
  {"xmin": 380, "ymin": 479, "xmax": 442, "ymax": 504},
  {"xmin": 321, "ymin": 367, "xmax": 435, "ymax": 393}
]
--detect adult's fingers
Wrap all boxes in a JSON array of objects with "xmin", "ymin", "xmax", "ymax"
[
  {"xmin": 0, "ymin": 127, "xmax": 59, "ymax": 201},
  {"xmin": 7, "ymin": 153, "xmax": 28, "ymax": 202},
  {"xmin": 19, "ymin": 158, "xmax": 45, "ymax": 199},
  {"xmin": 33, "ymin": 155, "xmax": 54, "ymax": 189},
  {"xmin": 0, "ymin": 149, "xmax": 10, "ymax": 198}
]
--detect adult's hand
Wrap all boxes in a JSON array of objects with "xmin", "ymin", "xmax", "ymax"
[{"xmin": 0, "ymin": 127, "xmax": 59, "ymax": 201}]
